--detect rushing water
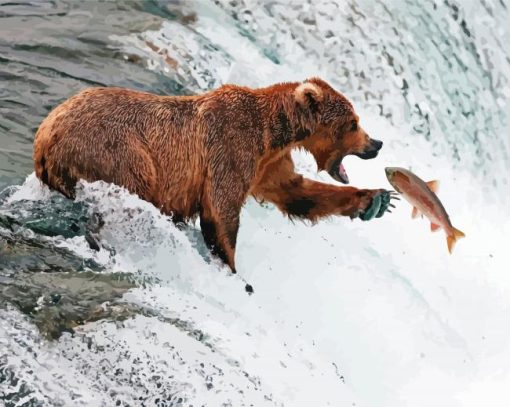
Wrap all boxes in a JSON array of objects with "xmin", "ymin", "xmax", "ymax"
[{"xmin": 1, "ymin": 1, "xmax": 510, "ymax": 406}]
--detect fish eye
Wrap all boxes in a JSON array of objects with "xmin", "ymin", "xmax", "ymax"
[{"xmin": 350, "ymin": 121, "xmax": 358, "ymax": 132}]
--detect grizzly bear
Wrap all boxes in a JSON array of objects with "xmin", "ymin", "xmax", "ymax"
[{"xmin": 33, "ymin": 78, "xmax": 393, "ymax": 273}]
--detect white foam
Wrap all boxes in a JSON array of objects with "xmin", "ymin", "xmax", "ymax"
[
  {"xmin": 2, "ymin": 0, "xmax": 510, "ymax": 405},
  {"xmin": 5, "ymin": 173, "xmax": 52, "ymax": 204}
]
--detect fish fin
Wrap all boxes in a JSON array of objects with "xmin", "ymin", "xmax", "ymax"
[
  {"xmin": 411, "ymin": 207, "xmax": 419, "ymax": 219},
  {"xmin": 431, "ymin": 223, "xmax": 441, "ymax": 232},
  {"xmin": 453, "ymin": 227, "xmax": 466, "ymax": 239},
  {"xmin": 426, "ymin": 180, "xmax": 439, "ymax": 193},
  {"xmin": 446, "ymin": 227, "xmax": 466, "ymax": 254}
]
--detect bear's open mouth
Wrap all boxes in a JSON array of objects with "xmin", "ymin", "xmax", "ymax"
[{"xmin": 328, "ymin": 157, "xmax": 349, "ymax": 184}]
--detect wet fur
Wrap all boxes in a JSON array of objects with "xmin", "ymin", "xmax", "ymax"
[{"xmin": 33, "ymin": 78, "xmax": 382, "ymax": 272}]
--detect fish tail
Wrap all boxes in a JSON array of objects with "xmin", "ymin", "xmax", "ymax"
[{"xmin": 446, "ymin": 227, "xmax": 466, "ymax": 254}]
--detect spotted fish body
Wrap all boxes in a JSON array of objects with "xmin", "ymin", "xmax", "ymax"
[{"xmin": 385, "ymin": 167, "xmax": 465, "ymax": 253}]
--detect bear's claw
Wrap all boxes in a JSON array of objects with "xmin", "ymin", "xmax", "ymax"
[{"xmin": 359, "ymin": 190, "xmax": 394, "ymax": 221}]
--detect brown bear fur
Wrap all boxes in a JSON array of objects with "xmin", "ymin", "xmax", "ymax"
[{"xmin": 33, "ymin": 78, "xmax": 386, "ymax": 272}]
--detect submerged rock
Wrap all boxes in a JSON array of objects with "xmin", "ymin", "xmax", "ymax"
[{"xmin": 0, "ymin": 270, "xmax": 136, "ymax": 339}]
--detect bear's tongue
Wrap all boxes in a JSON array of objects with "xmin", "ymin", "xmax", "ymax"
[{"xmin": 338, "ymin": 162, "xmax": 349, "ymax": 184}]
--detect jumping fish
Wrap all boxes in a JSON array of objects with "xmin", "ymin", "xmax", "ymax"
[{"xmin": 385, "ymin": 167, "xmax": 465, "ymax": 253}]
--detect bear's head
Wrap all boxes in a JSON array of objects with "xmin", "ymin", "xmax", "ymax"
[{"xmin": 295, "ymin": 78, "xmax": 383, "ymax": 184}]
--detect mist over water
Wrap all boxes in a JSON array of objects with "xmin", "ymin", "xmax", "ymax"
[{"xmin": 1, "ymin": 1, "xmax": 509, "ymax": 406}]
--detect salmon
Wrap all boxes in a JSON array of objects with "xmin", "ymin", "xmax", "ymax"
[{"xmin": 385, "ymin": 167, "xmax": 465, "ymax": 253}]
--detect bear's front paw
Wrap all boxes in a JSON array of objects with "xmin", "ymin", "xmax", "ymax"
[{"xmin": 357, "ymin": 189, "xmax": 395, "ymax": 221}]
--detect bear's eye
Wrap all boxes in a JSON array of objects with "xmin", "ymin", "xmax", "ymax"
[{"xmin": 350, "ymin": 121, "xmax": 358, "ymax": 132}]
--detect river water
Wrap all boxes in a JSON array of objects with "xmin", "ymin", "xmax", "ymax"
[{"xmin": 1, "ymin": 1, "xmax": 510, "ymax": 406}]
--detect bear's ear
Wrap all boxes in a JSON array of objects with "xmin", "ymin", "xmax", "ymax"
[{"xmin": 294, "ymin": 82, "xmax": 323, "ymax": 112}]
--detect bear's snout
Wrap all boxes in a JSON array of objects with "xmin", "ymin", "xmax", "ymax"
[
  {"xmin": 355, "ymin": 138, "xmax": 383, "ymax": 160},
  {"xmin": 371, "ymin": 139, "xmax": 383, "ymax": 151}
]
